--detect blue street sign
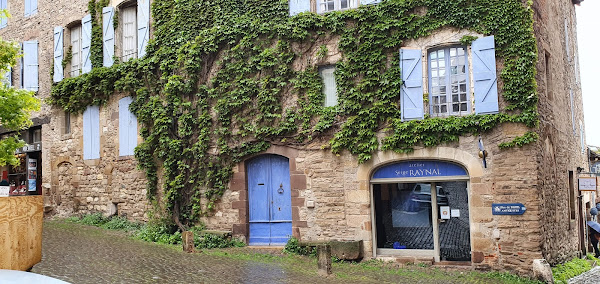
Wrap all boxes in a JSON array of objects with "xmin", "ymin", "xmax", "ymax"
[{"xmin": 492, "ymin": 203, "xmax": 527, "ymax": 215}]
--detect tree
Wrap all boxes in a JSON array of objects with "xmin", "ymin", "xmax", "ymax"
[{"xmin": 0, "ymin": 11, "xmax": 40, "ymax": 166}]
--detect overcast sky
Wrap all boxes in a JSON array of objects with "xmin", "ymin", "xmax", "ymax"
[{"xmin": 576, "ymin": 2, "xmax": 599, "ymax": 147}]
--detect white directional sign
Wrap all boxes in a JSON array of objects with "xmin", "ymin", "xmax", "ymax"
[{"xmin": 579, "ymin": 177, "xmax": 597, "ymax": 191}]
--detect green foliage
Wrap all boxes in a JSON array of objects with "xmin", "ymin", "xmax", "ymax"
[
  {"xmin": 481, "ymin": 271, "xmax": 543, "ymax": 284},
  {"xmin": 552, "ymin": 257, "xmax": 592, "ymax": 283},
  {"xmin": 283, "ymin": 237, "xmax": 316, "ymax": 257},
  {"xmin": 79, "ymin": 212, "xmax": 110, "ymax": 226},
  {"xmin": 0, "ymin": 33, "xmax": 41, "ymax": 166},
  {"xmin": 460, "ymin": 35, "xmax": 478, "ymax": 46},
  {"xmin": 62, "ymin": 46, "xmax": 73, "ymax": 70},
  {"xmin": 194, "ymin": 233, "xmax": 246, "ymax": 249},
  {"xmin": 88, "ymin": 0, "xmax": 110, "ymax": 69},
  {"xmin": 101, "ymin": 216, "xmax": 142, "ymax": 231},
  {"xmin": 49, "ymin": 0, "xmax": 539, "ymax": 224},
  {"xmin": 498, "ymin": 131, "xmax": 539, "ymax": 149},
  {"xmin": 135, "ymin": 223, "xmax": 183, "ymax": 245}
]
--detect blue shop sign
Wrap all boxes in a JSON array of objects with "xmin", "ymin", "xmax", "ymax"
[
  {"xmin": 372, "ymin": 160, "xmax": 468, "ymax": 179},
  {"xmin": 492, "ymin": 203, "xmax": 527, "ymax": 215}
]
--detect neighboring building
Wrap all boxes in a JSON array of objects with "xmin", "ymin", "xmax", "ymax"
[{"xmin": 0, "ymin": 0, "xmax": 590, "ymax": 277}]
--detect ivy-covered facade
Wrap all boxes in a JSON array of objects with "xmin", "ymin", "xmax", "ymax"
[{"xmin": 1, "ymin": 0, "xmax": 591, "ymax": 276}]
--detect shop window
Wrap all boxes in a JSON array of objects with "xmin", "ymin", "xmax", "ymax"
[
  {"xmin": 319, "ymin": 66, "xmax": 338, "ymax": 107},
  {"xmin": 83, "ymin": 106, "xmax": 100, "ymax": 160},
  {"xmin": 24, "ymin": 0, "xmax": 37, "ymax": 17},
  {"xmin": 119, "ymin": 97, "xmax": 138, "ymax": 156},
  {"xmin": 400, "ymin": 36, "xmax": 499, "ymax": 121}
]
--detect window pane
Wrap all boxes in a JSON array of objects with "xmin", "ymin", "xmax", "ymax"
[
  {"xmin": 320, "ymin": 66, "xmax": 337, "ymax": 107},
  {"xmin": 453, "ymin": 104, "xmax": 459, "ymax": 112},
  {"xmin": 122, "ymin": 7, "xmax": 137, "ymax": 61},
  {"xmin": 441, "ymin": 105, "xmax": 447, "ymax": 113},
  {"xmin": 341, "ymin": 0, "xmax": 348, "ymax": 9},
  {"xmin": 461, "ymin": 103, "xmax": 467, "ymax": 111}
]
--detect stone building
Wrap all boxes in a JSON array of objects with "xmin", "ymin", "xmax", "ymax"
[{"xmin": 0, "ymin": 0, "xmax": 591, "ymax": 276}]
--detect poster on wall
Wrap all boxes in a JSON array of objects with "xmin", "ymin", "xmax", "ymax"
[
  {"xmin": 440, "ymin": 206, "xmax": 451, "ymax": 219},
  {"xmin": 28, "ymin": 158, "xmax": 37, "ymax": 192}
]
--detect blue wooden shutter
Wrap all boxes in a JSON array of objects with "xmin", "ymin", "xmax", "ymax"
[
  {"xmin": 83, "ymin": 106, "xmax": 100, "ymax": 160},
  {"xmin": 119, "ymin": 97, "xmax": 137, "ymax": 156},
  {"xmin": 0, "ymin": 0, "xmax": 7, "ymax": 28},
  {"xmin": 23, "ymin": 40, "xmax": 38, "ymax": 91},
  {"xmin": 81, "ymin": 15, "xmax": 92, "ymax": 73},
  {"xmin": 137, "ymin": 0, "xmax": 150, "ymax": 58},
  {"xmin": 2, "ymin": 66, "xmax": 11, "ymax": 86},
  {"xmin": 472, "ymin": 36, "xmax": 499, "ymax": 114},
  {"xmin": 24, "ymin": 0, "xmax": 30, "ymax": 16},
  {"xmin": 400, "ymin": 48, "xmax": 424, "ymax": 121},
  {"xmin": 289, "ymin": 0, "xmax": 310, "ymax": 16},
  {"xmin": 82, "ymin": 14, "xmax": 92, "ymax": 73},
  {"xmin": 360, "ymin": 0, "xmax": 381, "ymax": 5},
  {"xmin": 53, "ymin": 27, "xmax": 64, "ymax": 82},
  {"xmin": 102, "ymin": 6, "xmax": 115, "ymax": 67}
]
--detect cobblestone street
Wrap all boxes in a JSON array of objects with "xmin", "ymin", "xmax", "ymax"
[{"xmin": 31, "ymin": 220, "xmax": 535, "ymax": 284}]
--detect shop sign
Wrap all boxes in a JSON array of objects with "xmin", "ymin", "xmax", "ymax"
[
  {"xmin": 15, "ymin": 142, "xmax": 42, "ymax": 154},
  {"xmin": 0, "ymin": 186, "xmax": 9, "ymax": 197},
  {"xmin": 372, "ymin": 160, "xmax": 468, "ymax": 179},
  {"xmin": 492, "ymin": 203, "xmax": 527, "ymax": 215},
  {"xmin": 579, "ymin": 177, "xmax": 597, "ymax": 191}
]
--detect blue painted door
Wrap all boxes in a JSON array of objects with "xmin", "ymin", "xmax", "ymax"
[{"xmin": 248, "ymin": 155, "xmax": 292, "ymax": 246}]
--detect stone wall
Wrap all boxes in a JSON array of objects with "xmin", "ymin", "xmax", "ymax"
[{"xmin": 532, "ymin": 0, "xmax": 590, "ymax": 265}]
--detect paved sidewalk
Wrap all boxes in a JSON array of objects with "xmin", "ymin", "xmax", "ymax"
[{"xmin": 31, "ymin": 220, "xmax": 536, "ymax": 284}]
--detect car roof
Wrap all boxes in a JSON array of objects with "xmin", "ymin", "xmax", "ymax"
[{"xmin": 0, "ymin": 270, "xmax": 70, "ymax": 284}]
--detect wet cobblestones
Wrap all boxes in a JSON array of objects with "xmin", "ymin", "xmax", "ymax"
[{"xmin": 31, "ymin": 220, "xmax": 529, "ymax": 284}]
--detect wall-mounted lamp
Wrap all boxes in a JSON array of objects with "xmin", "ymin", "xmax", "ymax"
[{"xmin": 478, "ymin": 136, "xmax": 488, "ymax": 168}]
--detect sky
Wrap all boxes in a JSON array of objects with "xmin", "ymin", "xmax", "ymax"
[{"xmin": 576, "ymin": 2, "xmax": 600, "ymax": 148}]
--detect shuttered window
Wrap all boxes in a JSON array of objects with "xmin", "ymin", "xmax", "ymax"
[
  {"xmin": 24, "ymin": 0, "xmax": 37, "ymax": 17},
  {"xmin": 0, "ymin": 0, "xmax": 7, "ymax": 28},
  {"xmin": 122, "ymin": 6, "xmax": 137, "ymax": 61},
  {"xmin": 22, "ymin": 40, "xmax": 38, "ymax": 92},
  {"xmin": 83, "ymin": 106, "xmax": 100, "ymax": 160},
  {"xmin": 320, "ymin": 66, "xmax": 338, "ymax": 107}
]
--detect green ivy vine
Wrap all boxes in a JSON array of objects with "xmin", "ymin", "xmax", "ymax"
[{"xmin": 49, "ymin": 0, "xmax": 539, "ymax": 228}]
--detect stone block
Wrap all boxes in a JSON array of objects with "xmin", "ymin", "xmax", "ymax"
[
  {"xmin": 317, "ymin": 245, "xmax": 332, "ymax": 276},
  {"xmin": 330, "ymin": 240, "xmax": 363, "ymax": 260}
]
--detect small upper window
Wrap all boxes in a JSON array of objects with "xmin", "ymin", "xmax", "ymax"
[
  {"xmin": 70, "ymin": 25, "xmax": 82, "ymax": 76},
  {"xmin": 428, "ymin": 46, "xmax": 469, "ymax": 117},
  {"xmin": 319, "ymin": 66, "xmax": 338, "ymax": 107},
  {"xmin": 24, "ymin": 0, "xmax": 38, "ymax": 17},
  {"xmin": 318, "ymin": 0, "xmax": 358, "ymax": 13}
]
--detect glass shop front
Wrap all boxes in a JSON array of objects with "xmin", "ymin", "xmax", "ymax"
[{"xmin": 371, "ymin": 160, "xmax": 471, "ymax": 262}]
